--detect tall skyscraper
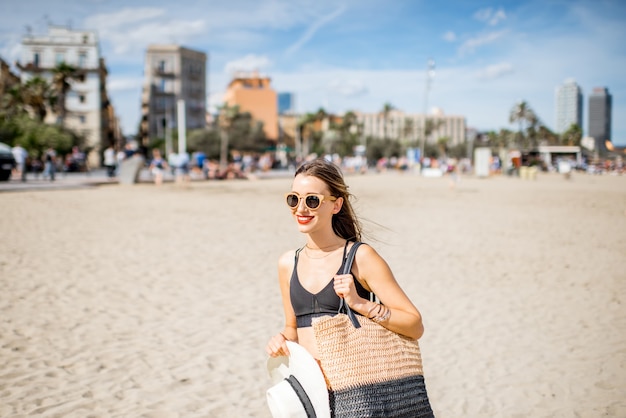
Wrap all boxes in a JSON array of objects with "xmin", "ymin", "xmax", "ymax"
[
  {"xmin": 588, "ymin": 87, "xmax": 612, "ymax": 152},
  {"xmin": 555, "ymin": 79, "xmax": 582, "ymax": 133},
  {"xmin": 278, "ymin": 92, "xmax": 294, "ymax": 115}
]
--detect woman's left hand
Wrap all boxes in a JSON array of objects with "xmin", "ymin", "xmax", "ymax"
[{"xmin": 333, "ymin": 274, "xmax": 359, "ymax": 305}]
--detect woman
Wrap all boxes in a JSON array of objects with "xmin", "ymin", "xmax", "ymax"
[{"xmin": 266, "ymin": 158, "xmax": 431, "ymax": 414}]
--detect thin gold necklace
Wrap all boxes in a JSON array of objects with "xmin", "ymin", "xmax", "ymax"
[
  {"xmin": 306, "ymin": 242, "xmax": 344, "ymax": 250},
  {"xmin": 303, "ymin": 243, "xmax": 344, "ymax": 259}
]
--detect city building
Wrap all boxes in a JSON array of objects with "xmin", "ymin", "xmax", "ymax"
[
  {"xmin": 356, "ymin": 108, "xmax": 466, "ymax": 147},
  {"xmin": 278, "ymin": 92, "xmax": 295, "ymax": 115},
  {"xmin": 140, "ymin": 45, "xmax": 207, "ymax": 147},
  {"xmin": 588, "ymin": 87, "xmax": 612, "ymax": 152},
  {"xmin": 555, "ymin": 79, "xmax": 583, "ymax": 133},
  {"xmin": 18, "ymin": 25, "xmax": 118, "ymax": 166},
  {"xmin": 223, "ymin": 71, "xmax": 278, "ymax": 141}
]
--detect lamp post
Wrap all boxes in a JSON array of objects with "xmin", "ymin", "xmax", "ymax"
[{"xmin": 420, "ymin": 58, "xmax": 435, "ymax": 169}]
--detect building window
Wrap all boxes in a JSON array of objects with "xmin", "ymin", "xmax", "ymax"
[
  {"xmin": 158, "ymin": 60, "xmax": 166, "ymax": 72},
  {"xmin": 55, "ymin": 52, "xmax": 65, "ymax": 65},
  {"xmin": 78, "ymin": 52, "xmax": 87, "ymax": 68},
  {"xmin": 79, "ymin": 94, "xmax": 86, "ymax": 103},
  {"xmin": 82, "ymin": 35, "xmax": 89, "ymax": 44},
  {"xmin": 159, "ymin": 79, "xmax": 169, "ymax": 92},
  {"xmin": 33, "ymin": 52, "xmax": 40, "ymax": 68},
  {"xmin": 78, "ymin": 115, "xmax": 86, "ymax": 124}
]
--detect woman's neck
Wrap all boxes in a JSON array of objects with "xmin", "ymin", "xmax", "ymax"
[{"xmin": 305, "ymin": 233, "xmax": 345, "ymax": 250}]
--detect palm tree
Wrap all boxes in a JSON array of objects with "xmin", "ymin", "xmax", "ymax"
[
  {"xmin": 561, "ymin": 123, "xmax": 582, "ymax": 146},
  {"xmin": 298, "ymin": 111, "xmax": 319, "ymax": 158},
  {"xmin": 332, "ymin": 111, "xmax": 359, "ymax": 156},
  {"xmin": 0, "ymin": 85, "xmax": 25, "ymax": 119},
  {"xmin": 509, "ymin": 101, "xmax": 537, "ymax": 149},
  {"xmin": 217, "ymin": 103, "xmax": 241, "ymax": 170},
  {"xmin": 380, "ymin": 102, "xmax": 394, "ymax": 141},
  {"xmin": 52, "ymin": 62, "xmax": 79, "ymax": 127},
  {"xmin": 22, "ymin": 76, "xmax": 56, "ymax": 121},
  {"xmin": 402, "ymin": 117, "xmax": 415, "ymax": 145}
]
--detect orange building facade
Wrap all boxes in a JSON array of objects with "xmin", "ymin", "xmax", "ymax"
[{"xmin": 223, "ymin": 72, "xmax": 278, "ymax": 141}]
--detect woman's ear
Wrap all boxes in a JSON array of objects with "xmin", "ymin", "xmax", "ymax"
[{"xmin": 332, "ymin": 197, "xmax": 344, "ymax": 214}]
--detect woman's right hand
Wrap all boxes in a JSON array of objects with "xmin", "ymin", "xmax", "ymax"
[{"xmin": 266, "ymin": 333, "xmax": 290, "ymax": 358}]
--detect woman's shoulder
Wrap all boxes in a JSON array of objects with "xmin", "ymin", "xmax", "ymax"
[
  {"xmin": 278, "ymin": 248, "xmax": 299, "ymax": 267},
  {"xmin": 353, "ymin": 241, "xmax": 383, "ymax": 263}
]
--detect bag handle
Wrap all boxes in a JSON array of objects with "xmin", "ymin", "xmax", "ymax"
[{"xmin": 338, "ymin": 242, "xmax": 363, "ymax": 329}]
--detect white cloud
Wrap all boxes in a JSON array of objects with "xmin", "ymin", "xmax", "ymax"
[
  {"xmin": 224, "ymin": 54, "xmax": 273, "ymax": 75},
  {"xmin": 285, "ymin": 6, "xmax": 346, "ymax": 55},
  {"xmin": 474, "ymin": 7, "xmax": 507, "ymax": 26},
  {"xmin": 475, "ymin": 62, "xmax": 514, "ymax": 80},
  {"xmin": 458, "ymin": 30, "xmax": 507, "ymax": 55},
  {"xmin": 84, "ymin": 8, "xmax": 206, "ymax": 58},
  {"xmin": 443, "ymin": 31, "xmax": 456, "ymax": 42}
]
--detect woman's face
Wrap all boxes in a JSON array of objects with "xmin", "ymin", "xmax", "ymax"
[{"xmin": 289, "ymin": 174, "xmax": 341, "ymax": 235}]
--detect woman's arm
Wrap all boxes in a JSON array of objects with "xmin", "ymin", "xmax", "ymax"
[
  {"xmin": 339, "ymin": 244, "xmax": 424, "ymax": 340},
  {"xmin": 266, "ymin": 250, "xmax": 298, "ymax": 357}
]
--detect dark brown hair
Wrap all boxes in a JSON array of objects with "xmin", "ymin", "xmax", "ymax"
[{"xmin": 295, "ymin": 158, "xmax": 362, "ymax": 241}]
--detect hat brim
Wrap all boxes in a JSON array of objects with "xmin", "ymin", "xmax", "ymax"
[{"xmin": 267, "ymin": 341, "xmax": 330, "ymax": 418}]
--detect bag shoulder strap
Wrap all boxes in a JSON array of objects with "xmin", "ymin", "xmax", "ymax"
[
  {"xmin": 339, "ymin": 241, "xmax": 364, "ymax": 328},
  {"xmin": 341, "ymin": 241, "xmax": 363, "ymax": 275}
]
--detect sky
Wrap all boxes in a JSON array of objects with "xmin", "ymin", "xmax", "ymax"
[{"xmin": 1, "ymin": 0, "xmax": 625, "ymax": 145}]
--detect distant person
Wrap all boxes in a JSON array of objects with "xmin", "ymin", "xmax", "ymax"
[
  {"xmin": 103, "ymin": 144, "xmax": 116, "ymax": 178},
  {"xmin": 149, "ymin": 149, "xmax": 168, "ymax": 186},
  {"xmin": 12, "ymin": 143, "xmax": 28, "ymax": 182},
  {"xmin": 124, "ymin": 143, "xmax": 135, "ymax": 158},
  {"xmin": 43, "ymin": 147, "xmax": 57, "ymax": 181},
  {"xmin": 174, "ymin": 152, "xmax": 191, "ymax": 186}
]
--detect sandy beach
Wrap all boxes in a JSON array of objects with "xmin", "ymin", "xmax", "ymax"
[{"xmin": 1, "ymin": 170, "xmax": 625, "ymax": 417}]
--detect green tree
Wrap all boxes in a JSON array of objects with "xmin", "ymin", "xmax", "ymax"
[
  {"xmin": 402, "ymin": 117, "xmax": 415, "ymax": 145},
  {"xmin": 187, "ymin": 128, "xmax": 221, "ymax": 159},
  {"xmin": 22, "ymin": 76, "xmax": 56, "ymax": 121},
  {"xmin": 437, "ymin": 136, "xmax": 450, "ymax": 157},
  {"xmin": 9, "ymin": 114, "xmax": 75, "ymax": 158},
  {"xmin": 380, "ymin": 102, "xmax": 394, "ymax": 141},
  {"xmin": 332, "ymin": 111, "xmax": 360, "ymax": 156},
  {"xmin": 52, "ymin": 62, "xmax": 79, "ymax": 127},
  {"xmin": 561, "ymin": 123, "xmax": 582, "ymax": 146},
  {"xmin": 0, "ymin": 85, "xmax": 26, "ymax": 119},
  {"xmin": 509, "ymin": 101, "xmax": 537, "ymax": 149},
  {"xmin": 537, "ymin": 125, "xmax": 559, "ymax": 145}
]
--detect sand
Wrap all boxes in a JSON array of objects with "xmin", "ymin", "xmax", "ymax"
[{"xmin": 1, "ymin": 170, "xmax": 625, "ymax": 417}]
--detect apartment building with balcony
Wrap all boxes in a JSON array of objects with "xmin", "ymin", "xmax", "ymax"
[
  {"xmin": 356, "ymin": 108, "xmax": 466, "ymax": 146},
  {"xmin": 18, "ymin": 25, "xmax": 118, "ymax": 166},
  {"xmin": 223, "ymin": 71, "xmax": 278, "ymax": 141},
  {"xmin": 140, "ymin": 45, "xmax": 207, "ymax": 146}
]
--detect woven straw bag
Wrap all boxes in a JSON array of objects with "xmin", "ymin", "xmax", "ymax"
[{"xmin": 312, "ymin": 242, "xmax": 434, "ymax": 417}]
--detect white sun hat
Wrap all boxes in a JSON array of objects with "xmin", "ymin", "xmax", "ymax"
[{"xmin": 266, "ymin": 341, "xmax": 331, "ymax": 418}]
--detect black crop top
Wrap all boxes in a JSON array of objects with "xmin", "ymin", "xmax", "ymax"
[{"xmin": 290, "ymin": 241, "xmax": 372, "ymax": 328}]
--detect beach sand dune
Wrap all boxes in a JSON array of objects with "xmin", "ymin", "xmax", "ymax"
[{"xmin": 1, "ymin": 171, "xmax": 625, "ymax": 417}]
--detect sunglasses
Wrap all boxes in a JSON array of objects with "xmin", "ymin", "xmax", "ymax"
[{"xmin": 285, "ymin": 192, "xmax": 337, "ymax": 210}]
